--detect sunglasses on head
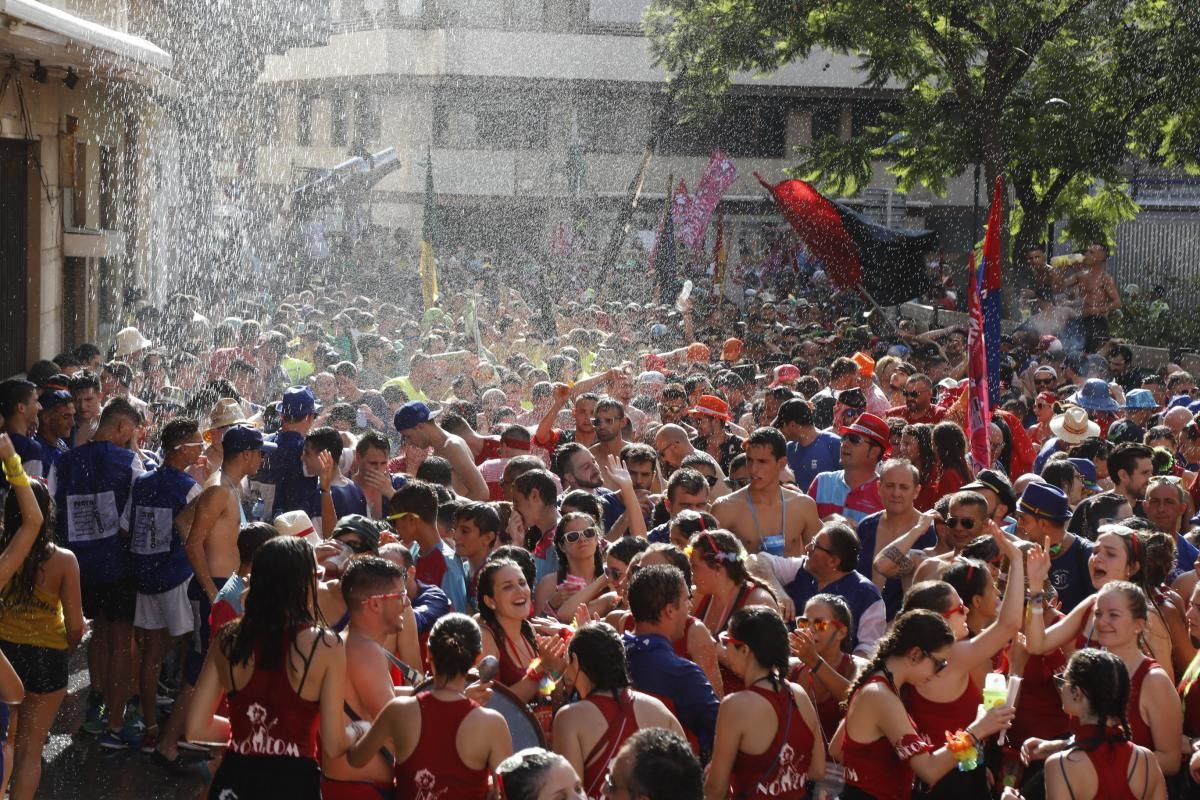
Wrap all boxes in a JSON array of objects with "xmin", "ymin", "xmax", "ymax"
[
  {"xmin": 563, "ymin": 528, "xmax": 597, "ymax": 544},
  {"xmin": 945, "ymin": 516, "xmax": 976, "ymax": 530},
  {"xmin": 1052, "ymin": 671, "xmax": 1070, "ymax": 691},
  {"xmin": 718, "ymin": 631, "xmax": 745, "ymax": 649},
  {"xmin": 795, "ymin": 616, "xmax": 844, "ymax": 633}
]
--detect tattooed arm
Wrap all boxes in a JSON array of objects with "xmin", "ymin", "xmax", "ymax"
[{"xmin": 872, "ymin": 511, "xmax": 941, "ymax": 579}]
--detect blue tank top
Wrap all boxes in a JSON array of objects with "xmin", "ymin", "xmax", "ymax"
[
  {"xmin": 54, "ymin": 441, "xmax": 141, "ymax": 585},
  {"xmin": 127, "ymin": 466, "xmax": 200, "ymax": 594}
]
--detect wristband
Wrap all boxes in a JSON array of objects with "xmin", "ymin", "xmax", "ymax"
[
  {"xmin": 1028, "ymin": 592, "xmax": 1046, "ymax": 605},
  {"xmin": 523, "ymin": 660, "xmax": 546, "ymax": 684},
  {"xmin": 946, "ymin": 729, "xmax": 980, "ymax": 771},
  {"xmin": 2, "ymin": 455, "xmax": 22, "ymax": 474},
  {"xmin": 5, "ymin": 470, "xmax": 30, "ymax": 488},
  {"xmin": 810, "ymin": 658, "xmax": 824, "ymax": 676}
]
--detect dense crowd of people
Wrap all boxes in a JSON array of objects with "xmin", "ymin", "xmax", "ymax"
[{"xmin": 1, "ymin": 245, "xmax": 1200, "ymax": 800}]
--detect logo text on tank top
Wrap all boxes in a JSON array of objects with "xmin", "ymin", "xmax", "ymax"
[
  {"xmin": 413, "ymin": 769, "xmax": 448, "ymax": 800},
  {"xmin": 230, "ymin": 702, "xmax": 301, "ymax": 758},
  {"xmin": 757, "ymin": 743, "xmax": 809, "ymax": 795}
]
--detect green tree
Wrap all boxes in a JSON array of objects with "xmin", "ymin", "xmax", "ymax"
[{"xmin": 646, "ymin": 0, "xmax": 1200, "ymax": 265}]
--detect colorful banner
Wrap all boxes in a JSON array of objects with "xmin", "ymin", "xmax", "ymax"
[
  {"xmin": 678, "ymin": 151, "xmax": 737, "ymax": 249},
  {"xmin": 981, "ymin": 175, "xmax": 1004, "ymax": 405}
]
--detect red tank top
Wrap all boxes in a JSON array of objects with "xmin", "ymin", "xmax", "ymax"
[
  {"xmin": 1067, "ymin": 725, "xmax": 1140, "ymax": 800},
  {"xmin": 225, "ymin": 633, "xmax": 322, "ymax": 761},
  {"xmin": 492, "ymin": 625, "xmax": 535, "ymax": 687},
  {"xmin": 1127, "ymin": 658, "xmax": 1156, "ymax": 748},
  {"xmin": 697, "ymin": 584, "xmax": 756, "ymax": 695},
  {"xmin": 788, "ymin": 653, "xmax": 853, "ymax": 741},
  {"xmin": 903, "ymin": 677, "xmax": 982, "ymax": 742},
  {"xmin": 1009, "ymin": 650, "xmax": 1071, "ymax": 744},
  {"xmin": 395, "ymin": 692, "xmax": 488, "ymax": 800},
  {"xmin": 727, "ymin": 685, "xmax": 815, "ymax": 800},
  {"xmin": 581, "ymin": 690, "xmax": 639, "ymax": 798},
  {"xmin": 843, "ymin": 676, "xmax": 925, "ymax": 800}
]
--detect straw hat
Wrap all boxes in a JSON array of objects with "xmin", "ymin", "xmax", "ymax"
[
  {"xmin": 113, "ymin": 327, "xmax": 153, "ymax": 358},
  {"xmin": 208, "ymin": 398, "xmax": 247, "ymax": 431},
  {"xmin": 1048, "ymin": 406, "xmax": 1100, "ymax": 444}
]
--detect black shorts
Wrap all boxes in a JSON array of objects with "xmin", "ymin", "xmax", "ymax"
[
  {"xmin": 184, "ymin": 575, "xmax": 227, "ymax": 686},
  {"xmin": 209, "ymin": 752, "xmax": 320, "ymax": 800},
  {"xmin": 81, "ymin": 579, "xmax": 137, "ymax": 623},
  {"xmin": 0, "ymin": 640, "xmax": 68, "ymax": 693}
]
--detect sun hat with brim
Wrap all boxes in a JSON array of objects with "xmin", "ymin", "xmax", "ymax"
[
  {"xmin": 274, "ymin": 510, "xmax": 318, "ymax": 541},
  {"xmin": 1049, "ymin": 406, "xmax": 1100, "ymax": 444},
  {"xmin": 1123, "ymin": 389, "xmax": 1158, "ymax": 410},
  {"xmin": 394, "ymin": 400, "xmax": 440, "ymax": 432},
  {"xmin": 1070, "ymin": 378, "xmax": 1122, "ymax": 412},
  {"xmin": 208, "ymin": 398, "xmax": 247, "ymax": 430},
  {"xmin": 1016, "ymin": 482, "xmax": 1072, "ymax": 521},
  {"xmin": 688, "ymin": 395, "xmax": 731, "ymax": 421},
  {"xmin": 961, "ymin": 468, "xmax": 1017, "ymax": 510},
  {"xmin": 839, "ymin": 413, "xmax": 891, "ymax": 455},
  {"xmin": 157, "ymin": 386, "xmax": 186, "ymax": 409},
  {"xmin": 114, "ymin": 326, "xmax": 153, "ymax": 358}
]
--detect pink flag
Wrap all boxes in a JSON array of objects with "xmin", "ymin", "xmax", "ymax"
[
  {"xmin": 678, "ymin": 151, "xmax": 737, "ymax": 249},
  {"xmin": 966, "ymin": 251, "xmax": 992, "ymax": 471},
  {"xmin": 671, "ymin": 179, "xmax": 691, "ymax": 228}
]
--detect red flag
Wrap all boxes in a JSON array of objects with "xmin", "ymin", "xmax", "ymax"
[
  {"xmin": 982, "ymin": 176, "xmax": 1003, "ymax": 293},
  {"xmin": 966, "ymin": 251, "xmax": 992, "ymax": 471}
]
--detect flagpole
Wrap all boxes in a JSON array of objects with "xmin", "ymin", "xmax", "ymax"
[{"xmin": 854, "ymin": 284, "xmax": 900, "ymax": 334}]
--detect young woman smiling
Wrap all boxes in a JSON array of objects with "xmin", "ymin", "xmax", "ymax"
[
  {"xmin": 787, "ymin": 593, "xmax": 865, "ymax": 741},
  {"xmin": 534, "ymin": 512, "xmax": 608, "ymax": 624},
  {"xmin": 477, "ymin": 559, "xmax": 568, "ymax": 704}
]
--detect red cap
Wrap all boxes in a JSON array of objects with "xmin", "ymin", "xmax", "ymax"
[
  {"xmin": 688, "ymin": 395, "xmax": 731, "ymax": 421},
  {"xmin": 839, "ymin": 413, "xmax": 891, "ymax": 454},
  {"xmin": 769, "ymin": 364, "xmax": 802, "ymax": 388},
  {"xmin": 687, "ymin": 343, "xmax": 711, "ymax": 363}
]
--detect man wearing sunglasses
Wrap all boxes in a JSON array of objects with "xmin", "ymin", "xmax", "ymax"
[
  {"xmin": 388, "ymin": 480, "xmax": 468, "ymax": 613},
  {"xmin": 809, "ymin": 414, "xmax": 888, "ymax": 525},
  {"xmin": 324, "ymin": 556, "xmax": 411, "ymax": 797},
  {"xmin": 687, "ymin": 395, "xmax": 744, "ymax": 474},
  {"xmin": 910, "ymin": 491, "xmax": 992, "ymax": 583},
  {"xmin": 884, "ymin": 374, "xmax": 946, "ymax": 425}
]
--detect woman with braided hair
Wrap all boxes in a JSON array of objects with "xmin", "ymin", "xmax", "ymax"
[
  {"xmin": 1022, "ymin": 580, "xmax": 1183, "ymax": 781},
  {"xmin": 553, "ymin": 622, "xmax": 682, "ymax": 798},
  {"xmin": 832, "ymin": 609, "xmax": 1014, "ymax": 800},
  {"xmin": 705, "ymin": 606, "xmax": 824, "ymax": 800},
  {"xmin": 1042, "ymin": 648, "xmax": 1165, "ymax": 800},
  {"xmin": 348, "ymin": 613, "xmax": 513, "ymax": 799},
  {"xmin": 689, "ymin": 530, "xmax": 778, "ymax": 695}
]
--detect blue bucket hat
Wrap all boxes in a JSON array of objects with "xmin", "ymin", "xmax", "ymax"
[
  {"xmin": 1016, "ymin": 481, "xmax": 1072, "ymax": 521},
  {"xmin": 1122, "ymin": 389, "xmax": 1158, "ymax": 410},
  {"xmin": 1066, "ymin": 458, "xmax": 1100, "ymax": 492},
  {"xmin": 1070, "ymin": 378, "xmax": 1121, "ymax": 412}
]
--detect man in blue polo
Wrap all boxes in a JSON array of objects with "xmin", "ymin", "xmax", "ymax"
[
  {"xmin": 1016, "ymin": 481, "xmax": 1093, "ymax": 612},
  {"xmin": 250, "ymin": 385, "xmax": 317, "ymax": 517},
  {"xmin": 623, "ymin": 564, "xmax": 719, "ymax": 757}
]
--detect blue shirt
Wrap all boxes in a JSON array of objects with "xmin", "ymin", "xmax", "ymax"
[
  {"xmin": 52, "ymin": 441, "xmax": 143, "ymax": 585},
  {"xmin": 412, "ymin": 582, "xmax": 451, "ymax": 634},
  {"xmin": 250, "ymin": 430, "xmax": 316, "ymax": 518},
  {"xmin": 856, "ymin": 512, "xmax": 937, "ymax": 620},
  {"xmin": 647, "ymin": 521, "xmax": 671, "ymax": 544},
  {"xmin": 1174, "ymin": 533, "xmax": 1199, "ymax": 582},
  {"xmin": 1050, "ymin": 536, "xmax": 1095, "ymax": 613},
  {"xmin": 123, "ymin": 465, "xmax": 200, "ymax": 594},
  {"xmin": 623, "ymin": 632, "xmax": 719, "ymax": 752},
  {"xmin": 1034, "ymin": 438, "xmax": 1070, "ymax": 474},
  {"xmin": 1, "ymin": 433, "xmax": 44, "ymax": 491},
  {"xmin": 786, "ymin": 431, "xmax": 842, "ymax": 492},
  {"xmin": 35, "ymin": 435, "xmax": 68, "ymax": 481}
]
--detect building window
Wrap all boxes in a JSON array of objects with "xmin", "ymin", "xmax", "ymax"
[
  {"xmin": 656, "ymin": 96, "xmax": 787, "ymax": 158},
  {"xmin": 810, "ymin": 100, "xmax": 843, "ymax": 143},
  {"xmin": 354, "ymin": 92, "xmax": 381, "ymax": 147},
  {"xmin": 433, "ymin": 90, "xmax": 547, "ymax": 150},
  {"xmin": 331, "ymin": 94, "xmax": 348, "ymax": 146},
  {"xmin": 578, "ymin": 94, "xmax": 648, "ymax": 153},
  {"xmin": 298, "ymin": 95, "xmax": 313, "ymax": 146}
]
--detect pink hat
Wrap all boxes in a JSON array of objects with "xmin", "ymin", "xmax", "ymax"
[{"xmin": 769, "ymin": 364, "xmax": 802, "ymax": 388}]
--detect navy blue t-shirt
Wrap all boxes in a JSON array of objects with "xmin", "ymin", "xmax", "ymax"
[
  {"xmin": 1050, "ymin": 536, "xmax": 1095, "ymax": 613},
  {"xmin": 786, "ymin": 432, "xmax": 842, "ymax": 492}
]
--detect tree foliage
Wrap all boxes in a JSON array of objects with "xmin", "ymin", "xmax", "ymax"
[{"xmin": 646, "ymin": 0, "xmax": 1200, "ymax": 256}]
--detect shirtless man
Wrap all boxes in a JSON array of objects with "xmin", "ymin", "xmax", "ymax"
[
  {"xmin": 712, "ymin": 428, "xmax": 820, "ymax": 557},
  {"xmin": 393, "ymin": 401, "xmax": 489, "ymax": 501},
  {"xmin": 590, "ymin": 398, "xmax": 631, "ymax": 487},
  {"xmin": 322, "ymin": 556, "xmax": 411, "ymax": 799},
  {"xmin": 1063, "ymin": 243, "xmax": 1121, "ymax": 352}
]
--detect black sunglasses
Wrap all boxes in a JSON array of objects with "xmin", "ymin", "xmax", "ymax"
[
  {"xmin": 844, "ymin": 433, "xmax": 867, "ymax": 446},
  {"xmin": 924, "ymin": 651, "xmax": 949, "ymax": 674},
  {"xmin": 945, "ymin": 516, "xmax": 976, "ymax": 530}
]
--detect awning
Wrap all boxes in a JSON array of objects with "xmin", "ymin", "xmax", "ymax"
[{"xmin": 0, "ymin": 0, "xmax": 172, "ymax": 78}]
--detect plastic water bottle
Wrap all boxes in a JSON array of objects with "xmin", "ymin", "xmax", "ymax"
[
  {"xmin": 812, "ymin": 760, "xmax": 844, "ymax": 800},
  {"xmin": 982, "ymin": 672, "xmax": 1007, "ymax": 710},
  {"xmin": 250, "ymin": 492, "xmax": 266, "ymax": 523},
  {"xmin": 356, "ymin": 408, "xmax": 368, "ymax": 428},
  {"xmin": 675, "ymin": 279, "xmax": 693, "ymax": 312}
]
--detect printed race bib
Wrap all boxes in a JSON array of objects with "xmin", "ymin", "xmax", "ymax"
[
  {"xmin": 130, "ymin": 506, "xmax": 175, "ymax": 555},
  {"xmin": 66, "ymin": 491, "xmax": 119, "ymax": 543}
]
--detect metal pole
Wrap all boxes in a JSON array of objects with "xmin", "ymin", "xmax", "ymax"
[
  {"xmin": 972, "ymin": 163, "xmax": 981, "ymax": 243},
  {"xmin": 855, "ymin": 284, "xmax": 899, "ymax": 335}
]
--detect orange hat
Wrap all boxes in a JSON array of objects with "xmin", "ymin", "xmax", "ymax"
[
  {"xmin": 722, "ymin": 337, "xmax": 743, "ymax": 361},
  {"xmin": 687, "ymin": 342, "xmax": 711, "ymax": 363},
  {"xmin": 851, "ymin": 352, "xmax": 875, "ymax": 378},
  {"xmin": 688, "ymin": 395, "xmax": 731, "ymax": 421}
]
